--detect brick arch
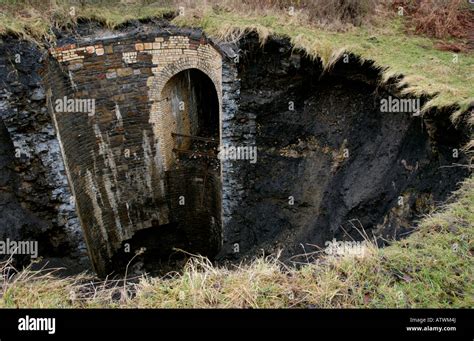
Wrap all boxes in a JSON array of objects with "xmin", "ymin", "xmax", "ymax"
[
  {"xmin": 153, "ymin": 61, "xmax": 222, "ymax": 104},
  {"xmin": 151, "ymin": 66, "xmax": 221, "ymax": 171},
  {"xmin": 147, "ymin": 42, "xmax": 223, "ymax": 172}
]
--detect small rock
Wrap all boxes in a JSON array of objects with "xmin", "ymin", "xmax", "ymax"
[
  {"xmin": 448, "ymin": 226, "xmax": 459, "ymax": 234},
  {"xmin": 368, "ymin": 35, "xmax": 378, "ymax": 42},
  {"xmin": 31, "ymin": 87, "xmax": 45, "ymax": 101}
]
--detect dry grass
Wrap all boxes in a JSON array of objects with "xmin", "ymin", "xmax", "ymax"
[
  {"xmin": 1, "ymin": 177, "xmax": 472, "ymax": 308},
  {"xmin": 394, "ymin": 0, "xmax": 474, "ymax": 40}
]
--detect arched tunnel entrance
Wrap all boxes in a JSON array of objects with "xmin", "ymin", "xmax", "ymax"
[
  {"xmin": 168, "ymin": 69, "xmax": 220, "ymax": 140},
  {"xmin": 112, "ymin": 68, "xmax": 222, "ymax": 274},
  {"xmin": 161, "ymin": 69, "xmax": 220, "ymax": 162}
]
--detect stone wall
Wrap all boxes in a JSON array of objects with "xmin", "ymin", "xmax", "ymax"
[
  {"xmin": 219, "ymin": 46, "xmax": 256, "ymax": 259},
  {"xmin": 0, "ymin": 38, "xmax": 89, "ymax": 272}
]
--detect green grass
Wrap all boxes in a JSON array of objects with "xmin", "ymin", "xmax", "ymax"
[{"xmin": 1, "ymin": 177, "xmax": 472, "ymax": 308}]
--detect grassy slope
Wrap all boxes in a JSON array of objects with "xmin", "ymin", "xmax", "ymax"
[{"xmin": 0, "ymin": 1, "xmax": 472, "ymax": 308}]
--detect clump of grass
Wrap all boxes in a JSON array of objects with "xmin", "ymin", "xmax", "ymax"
[
  {"xmin": 1, "ymin": 260, "xmax": 80, "ymax": 308},
  {"xmin": 1, "ymin": 177, "xmax": 472, "ymax": 308}
]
